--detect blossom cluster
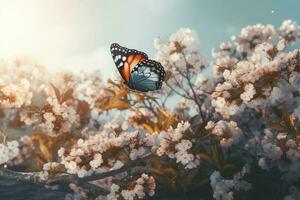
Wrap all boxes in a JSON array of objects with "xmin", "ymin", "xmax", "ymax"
[
  {"xmin": 211, "ymin": 20, "xmax": 300, "ymax": 118},
  {"xmin": 210, "ymin": 165, "xmax": 251, "ymax": 200},
  {"xmin": 154, "ymin": 28, "xmax": 205, "ymax": 76},
  {"xmin": 58, "ymin": 123, "xmax": 145, "ymax": 177},
  {"xmin": 39, "ymin": 96, "xmax": 79, "ymax": 136},
  {"xmin": 205, "ymin": 120, "xmax": 242, "ymax": 148},
  {"xmin": 154, "ymin": 27, "xmax": 206, "ymax": 100},
  {"xmin": 0, "ymin": 140, "xmax": 19, "ymax": 165},
  {"xmin": 243, "ymin": 127, "xmax": 300, "ymax": 182},
  {"xmin": 77, "ymin": 76, "xmax": 113, "ymax": 114},
  {"xmin": 147, "ymin": 121, "xmax": 200, "ymax": 169},
  {"xmin": 9, "ymin": 135, "xmax": 34, "ymax": 166},
  {"xmin": 105, "ymin": 173, "xmax": 156, "ymax": 200},
  {"xmin": 278, "ymin": 19, "xmax": 300, "ymax": 44},
  {"xmin": 0, "ymin": 78, "xmax": 32, "ymax": 108},
  {"xmin": 39, "ymin": 161, "xmax": 64, "ymax": 181},
  {"xmin": 126, "ymin": 108, "xmax": 154, "ymax": 129},
  {"xmin": 2, "ymin": 19, "xmax": 300, "ymax": 200},
  {"xmin": 209, "ymin": 19, "xmax": 300, "ymax": 199}
]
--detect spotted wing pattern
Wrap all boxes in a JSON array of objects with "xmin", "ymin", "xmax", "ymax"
[
  {"xmin": 110, "ymin": 43, "xmax": 148, "ymax": 82},
  {"xmin": 129, "ymin": 59, "xmax": 165, "ymax": 92}
]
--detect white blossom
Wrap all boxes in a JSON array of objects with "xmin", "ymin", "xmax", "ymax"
[{"xmin": 0, "ymin": 140, "xmax": 19, "ymax": 165}]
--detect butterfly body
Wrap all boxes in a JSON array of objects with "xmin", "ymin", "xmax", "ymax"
[{"xmin": 110, "ymin": 43, "xmax": 165, "ymax": 92}]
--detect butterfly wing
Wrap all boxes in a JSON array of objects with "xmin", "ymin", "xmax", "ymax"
[
  {"xmin": 110, "ymin": 43, "xmax": 148, "ymax": 82},
  {"xmin": 129, "ymin": 59, "xmax": 165, "ymax": 92}
]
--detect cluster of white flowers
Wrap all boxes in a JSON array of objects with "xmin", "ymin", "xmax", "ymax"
[
  {"xmin": 40, "ymin": 162, "xmax": 62, "ymax": 180},
  {"xmin": 9, "ymin": 135, "xmax": 33, "ymax": 166},
  {"xmin": 153, "ymin": 26, "xmax": 212, "ymax": 116},
  {"xmin": 147, "ymin": 121, "xmax": 200, "ymax": 169},
  {"xmin": 233, "ymin": 23, "xmax": 276, "ymax": 55},
  {"xmin": 58, "ymin": 128, "xmax": 144, "ymax": 177},
  {"xmin": 43, "ymin": 162, "xmax": 61, "ymax": 172},
  {"xmin": 210, "ymin": 165, "xmax": 251, "ymax": 200},
  {"xmin": 174, "ymin": 139, "xmax": 199, "ymax": 168},
  {"xmin": 211, "ymin": 20, "xmax": 298, "ymax": 75},
  {"xmin": 154, "ymin": 28, "xmax": 205, "ymax": 75},
  {"xmin": 126, "ymin": 108, "xmax": 154, "ymax": 129},
  {"xmin": 106, "ymin": 173, "xmax": 156, "ymax": 200},
  {"xmin": 278, "ymin": 20, "xmax": 300, "ymax": 43},
  {"xmin": 102, "ymin": 112, "xmax": 129, "ymax": 132},
  {"xmin": 0, "ymin": 58, "xmax": 88, "ymax": 136},
  {"xmin": 211, "ymin": 42, "xmax": 239, "ymax": 75},
  {"xmin": 0, "ymin": 79, "xmax": 32, "ymax": 108},
  {"xmin": 82, "ymin": 85, "xmax": 113, "ymax": 114},
  {"xmin": 240, "ymin": 83, "xmax": 256, "ymax": 102},
  {"xmin": 0, "ymin": 57, "xmax": 46, "ymax": 91},
  {"xmin": 244, "ymin": 128, "xmax": 300, "ymax": 182},
  {"xmin": 208, "ymin": 20, "xmax": 300, "ymax": 199},
  {"xmin": 154, "ymin": 27, "xmax": 206, "ymax": 97},
  {"xmin": 19, "ymin": 110, "xmax": 39, "ymax": 126},
  {"xmin": 283, "ymin": 139, "xmax": 300, "ymax": 181},
  {"xmin": 211, "ymin": 23, "xmax": 300, "ymax": 117},
  {"xmin": 0, "ymin": 140, "xmax": 19, "ymax": 165},
  {"xmin": 194, "ymin": 73, "xmax": 218, "ymax": 97},
  {"xmin": 40, "ymin": 96, "xmax": 79, "ymax": 136},
  {"xmin": 255, "ymin": 129, "xmax": 283, "ymax": 170},
  {"xmin": 206, "ymin": 120, "xmax": 242, "ymax": 147},
  {"xmin": 212, "ymin": 20, "xmax": 300, "ymax": 75},
  {"xmin": 37, "ymin": 171, "xmax": 50, "ymax": 181}
]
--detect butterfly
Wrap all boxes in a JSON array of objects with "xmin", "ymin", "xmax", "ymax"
[{"xmin": 110, "ymin": 43, "xmax": 165, "ymax": 92}]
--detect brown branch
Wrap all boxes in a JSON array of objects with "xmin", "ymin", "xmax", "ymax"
[
  {"xmin": 80, "ymin": 182, "xmax": 109, "ymax": 196},
  {"xmin": 181, "ymin": 52, "xmax": 205, "ymax": 120},
  {"xmin": 165, "ymin": 81, "xmax": 192, "ymax": 100},
  {"xmin": 0, "ymin": 166, "xmax": 46, "ymax": 183},
  {"xmin": 0, "ymin": 153, "xmax": 153, "ymax": 194},
  {"xmin": 141, "ymin": 100, "xmax": 158, "ymax": 117},
  {"xmin": 162, "ymin": 90, "xmax": 173, "ymax": 107}
]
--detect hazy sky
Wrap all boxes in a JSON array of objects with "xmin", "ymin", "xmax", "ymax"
[{"xmin": 0, "ymin": 0, "xmax": 299, "ymax": 79}]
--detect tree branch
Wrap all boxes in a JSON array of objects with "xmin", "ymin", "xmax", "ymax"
[
  {"xmin": 0, "ymin": 166, "xmax": 46, "ymax": 183},
  {"xmin": 0, "ymin": 154, "xmax": 153, "ymax": 194}
]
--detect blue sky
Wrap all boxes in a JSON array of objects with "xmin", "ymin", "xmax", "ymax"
[{"xmin": 0, "ymin": 0, "xmax": 299, "ymax": 79}]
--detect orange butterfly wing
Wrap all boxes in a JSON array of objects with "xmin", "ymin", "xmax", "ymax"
[
  {"xmin": 110, "ymin": 43, "xmax": 148, "ymax": 82},
  {"xmin": 123, "ymin": 54, "xmax": 146, "ymax": 81}
]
